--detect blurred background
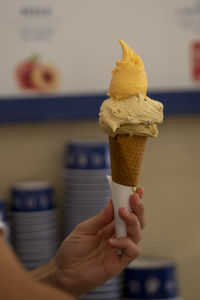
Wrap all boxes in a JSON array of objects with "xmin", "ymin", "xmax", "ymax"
[{"xmin": 0, "ymin": 1, "xmax": 200, "ymax": 299}]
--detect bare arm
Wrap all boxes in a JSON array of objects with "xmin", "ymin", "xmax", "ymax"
[{"xmin": 0, "ymin": 234, "xmax": 76, "ymax": 300}]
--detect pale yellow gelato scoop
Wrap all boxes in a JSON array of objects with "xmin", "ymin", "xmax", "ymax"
[{"xmin": 99, "ymin": 40, "xmax": 163, "ymax": 137}]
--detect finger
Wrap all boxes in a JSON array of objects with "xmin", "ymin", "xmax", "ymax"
[
  {"xmin": 135, "ymin": 186, "xmax": 144, "ymax": 200},
  {"xmin": 98, "ymin": 220, "xmax": 115, "ymax": 240},
  {"xmin": 75, "ymin": 198, "xmax": 114, "ymax": 235},
  {"xmin": 118, "ymin": 208, "xmax": 142, "ymax": 243},
  {"xmin": 130, "ymin": 193, "xmax": 145, "ymax": 229},
  {"xmin": 108, "ymin": 237, "xmax": 140, "ymax": 267}
]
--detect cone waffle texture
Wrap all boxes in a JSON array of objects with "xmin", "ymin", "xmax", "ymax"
[{"xmin": 109, "ymin": 135, "xmax": 147, "ymax": 187}]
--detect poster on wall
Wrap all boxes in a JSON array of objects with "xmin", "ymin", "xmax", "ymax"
[{"xmin": 0, "ymin": 0, "xmax": 200, "ymax": 122}]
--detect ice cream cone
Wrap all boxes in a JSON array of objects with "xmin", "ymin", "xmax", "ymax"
[
  {"xmin": 109, "ymin": 134, "xmax": 147, "ymax": 187},
  {"xmin": 99, "ymin": 40, "xmax": 163, "ymax": 249}
]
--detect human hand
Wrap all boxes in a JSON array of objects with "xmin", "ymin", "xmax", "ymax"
[{"xmin": 51, "ymin": 187, "xmax": 145, "ymax": 296}]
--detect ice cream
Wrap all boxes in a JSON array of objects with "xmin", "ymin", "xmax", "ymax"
[
  {"xmin": 99, "ymin": 40, "xmax": 163, "ymax": 139},
  {"xmin": 99, "ymin": 94, "xmax": 163, "ymax": 138},
  {"xmin": 108, "ymin": 40, "xmax": 147, "ymax": 100},
  {"xmin": 99, "ymin": 40, "xmax": 163, "ymax": 187}
]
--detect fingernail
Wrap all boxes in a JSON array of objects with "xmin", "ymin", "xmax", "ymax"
[
  {"xmin": 123, "ymin": 208, "xmax": 131, "ymax": 215},
  {"xmin": 109, "ymin": 238, "xmax": 117, "ymax": 244}
]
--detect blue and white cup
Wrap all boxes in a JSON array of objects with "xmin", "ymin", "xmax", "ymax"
[
  {"xmin": 11, "ymin": 180, "xmax": 58, "ymax": 270},
  {"xmin": 11, "ymin": 181, "xmax": 55, "ymax": 212},
  {"xmin": 123, "ymin": 256, "xmax": 181, "ymax": 299},
  {"xmin": 65, "ymin": 139, "xmax": 110, "ymax": 170}
]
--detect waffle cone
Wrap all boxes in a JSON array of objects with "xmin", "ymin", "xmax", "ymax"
[{"xmin": 109, "ymin": 135, "xmax": 147, "ymax": 187}]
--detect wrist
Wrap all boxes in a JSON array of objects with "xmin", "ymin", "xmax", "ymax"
[
  {"xmin": 31, "ymin": 257, "xmax": 87, "ymax": 297},
  {"xmin": 30, "ymin": 258, "xmax": 58, "ymax": 288}
]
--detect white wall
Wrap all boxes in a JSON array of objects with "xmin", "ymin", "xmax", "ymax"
[{"xmin": 1, "ymin": 0, "xmax": 200, "ymax": 97}]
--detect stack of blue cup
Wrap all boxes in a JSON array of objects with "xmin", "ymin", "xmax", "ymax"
[
  {"xmin": 64, "ymin": 139, "xmax": 124, "ymax": 300},
  {"xmin": 123, "ymin": 256, "xmax": 182, "ymax": 300},
  {"xmin": 11, "ymin": 181, "xmax": 58, "ymax": 270},
  {"xmin": 64, "ymin": 139, "xmax": 111, "ymax": 235}
]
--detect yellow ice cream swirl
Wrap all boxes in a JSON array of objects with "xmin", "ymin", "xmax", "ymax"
[{"xmin": 108, "ymin": 40, "xmax": 147, "ymax": 100}]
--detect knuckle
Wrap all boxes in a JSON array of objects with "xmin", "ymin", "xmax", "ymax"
[
  {"xmin": 134, "ymin": 246, "xmax": 140, "ymax": 258},
  {"xmin": 135, "ymin": 231, "xmax": 142, "ymax": 244},
  {"xmin": 129, "ymin": 212, "xmax": 138, "ymax": 224}
]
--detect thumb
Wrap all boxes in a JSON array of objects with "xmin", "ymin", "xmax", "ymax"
[{"xmin": 74, "ymin": 199, "xmax": 114, "ymax": 235}]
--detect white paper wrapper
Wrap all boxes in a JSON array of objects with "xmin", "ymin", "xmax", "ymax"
[{"xmin": 107, "ymin": 175, "xmax": 135, "ymax": 238}]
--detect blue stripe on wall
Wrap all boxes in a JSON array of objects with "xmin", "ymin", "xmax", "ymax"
[
  {"xmin": 149, "ymin": 90, "xmax": 200, "ymax": 115},
  {"xmin": 0, "ymin": 90, "xmax": 199, "ymax": 123}
]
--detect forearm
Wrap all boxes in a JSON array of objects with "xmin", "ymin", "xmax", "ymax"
[
  {"xmin": 2, "ymin": 278, "xmax": 76, "ymax": 300},
  {"xmin": 0, "ymin": 235, "xmax": 76, "ymax": 300}
]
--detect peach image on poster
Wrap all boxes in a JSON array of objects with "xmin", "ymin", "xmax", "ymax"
[{"xmin": 15, "ymin": 54, "xmax": 60, "ymax": 93}]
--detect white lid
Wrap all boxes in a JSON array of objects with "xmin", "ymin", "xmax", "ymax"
[
  {"xmin": 128, "ymin": 256, "xmax": 176, "ymax": 269},
  {"xmin": 67, "ymin": 138, "xmax": 108, "ymax": 145},
  {"xmin": 12, "ymin": 180, "xmax": 52, "ymax": 191}
]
